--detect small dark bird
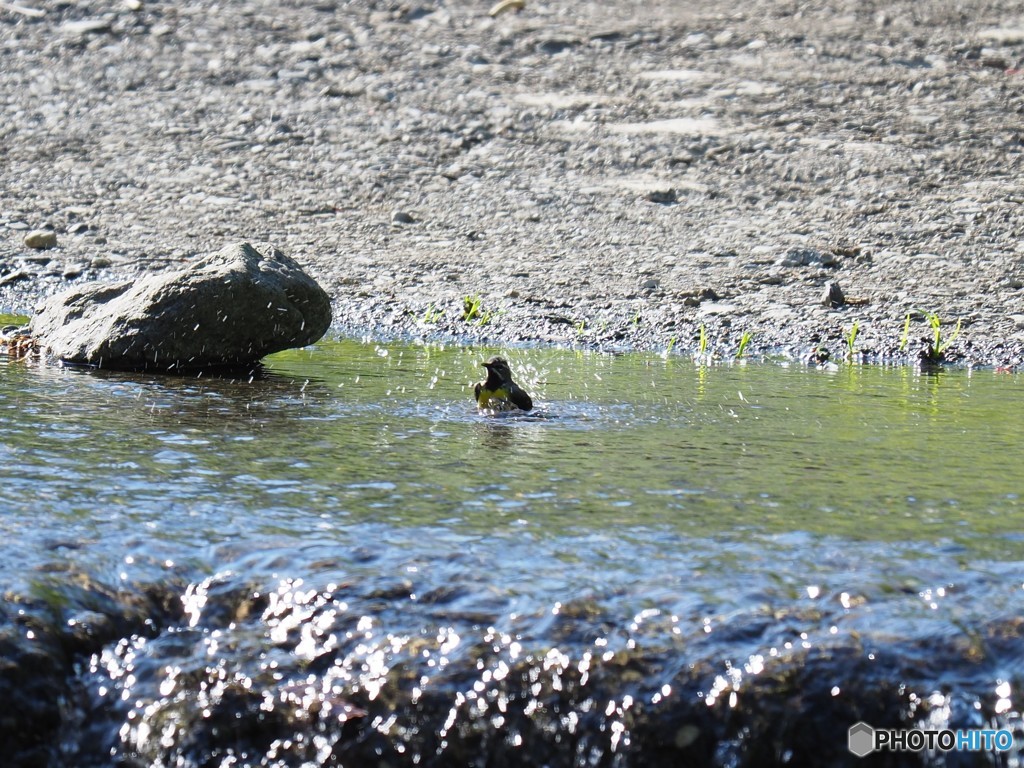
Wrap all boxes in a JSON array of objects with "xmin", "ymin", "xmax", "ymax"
[{"xmin": 474, "ymin": 356, "xmax": 533, "ymax": 412}]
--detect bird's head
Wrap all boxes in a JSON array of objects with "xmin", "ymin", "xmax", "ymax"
[{"xmin": 481, "ymin": 356, "xmax": 513, "ymax": 382}]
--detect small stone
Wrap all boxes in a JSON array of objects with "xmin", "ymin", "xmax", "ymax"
[
  {"xmin": 645, "ymin": 188, "xmax": 677, "ymax": 204},
  {"xmin": 24, "ymin": 230, "xmax": 58, "ymax": 250},
  {"xmin": 698, "ymin": 302, "xmax": 737, "ymax": 317},
  {"xmin": 978, "ymin": 28, "xmax": 1024, "ymax": 44},
  {"xmin": 536, "ymin": 37, "xmax": 580, "ymax": 55},
  {"xmin": 391, "ymin": 210, "xmax": 416, "ymax": 225},
  {"xmin": 545, "ymin": 315, "xmax": 574, "ymax": 325},
  {"xmin": 60, "ymin": 18, "xmax": 112, "ymax": 36},
  {"xmin": 699, "ymin": 287, "xmax": 721, "ymax": 301},
  {"xmin": 62, "ymin": 264, "xmax": 87, "ymax": 280},
  {"xmin": 0, "ymin": 269, "xmax": 30, "ymax": 286},
  {"xmin": 488, "ymin": 0, "xmax": 524, "ymax": 16},
  {"xmin": 777, "ymin": 247, "xmax": 837, "ymax": 268},
  {"xmin": 778, "ymin": 248, "xmax": 813, "ymax": 267},
  {"xmin": 822, "ymin": 281, "xmax": 845, "ymax": 308}
]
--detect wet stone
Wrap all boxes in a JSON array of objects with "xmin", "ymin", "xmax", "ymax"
[{"xmin": 28, "ymin": 241, "xmax": 332, "ymax": 371}]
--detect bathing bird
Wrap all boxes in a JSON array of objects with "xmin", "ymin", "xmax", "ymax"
[{"xmin": 474, "ymin": 356, "xmax": 533, "ymax": 412}]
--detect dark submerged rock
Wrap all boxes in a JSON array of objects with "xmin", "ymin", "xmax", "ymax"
[
  {"xmin": 1, "ymin": 572, "xmax": 1022, "ymax": 767},
  {"xmin": 28, "ymin": 242, "xmax": 331, "ymax": 371}
]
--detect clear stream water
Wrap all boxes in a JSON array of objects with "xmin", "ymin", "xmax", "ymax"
[{"xmin": 1, "ymin": 338, "xmax": 1021, "ymax": 765}]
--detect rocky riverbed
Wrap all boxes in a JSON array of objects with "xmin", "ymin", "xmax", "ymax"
[{"xmin": 2, "ymin": 0, "xmax": 1024, "ymax": 364}]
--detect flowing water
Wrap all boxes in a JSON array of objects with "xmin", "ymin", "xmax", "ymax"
[{"xmin": 1, "ymin": 339, "xmax": 1021, "ymax": 766}]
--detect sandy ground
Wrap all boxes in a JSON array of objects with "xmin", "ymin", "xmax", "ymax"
[{"xmin": 2, "ymin": 0, "xmax": 1024, "ymax": 363}]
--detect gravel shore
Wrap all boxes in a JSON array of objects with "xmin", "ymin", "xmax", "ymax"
[{"xmin": 3, "ymin": 0, "xmax": 1024, "ymax": 364}]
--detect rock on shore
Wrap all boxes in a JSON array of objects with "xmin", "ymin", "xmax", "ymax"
[{"xmin": 28, "ymin": 242, "xmax": 331, "ymax": 370}]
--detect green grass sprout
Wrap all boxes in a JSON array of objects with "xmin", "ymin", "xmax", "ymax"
[
  {"xmin": 899, "ymin": 313, "xmax": 912, "ymax": 352},
  {"xmin": 462, "ymin": 295, "xmax": 483, "ymax": 323},
  {"xmin": 927, "ymin": 312, "xmax": 961, "ymax": 357},
  {"xmin": 845, "ymin": 321, "xmax": 859, "ymax": 361},
  {"xmin": 736, "ymin": 330, "xmax": 753, "ymax": 360},
  {"xmin": 421, "ymin": 303, "xmax": 444, "ymax": 324}
]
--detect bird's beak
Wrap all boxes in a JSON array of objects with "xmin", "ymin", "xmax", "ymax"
[{"xmin": 481, "ymin": 361, "xmax": 491, "ymax": 368}]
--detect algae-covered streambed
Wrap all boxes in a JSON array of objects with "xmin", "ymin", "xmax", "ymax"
[{"xmin": 1, "ymin": 339, "xmax": 1021, "ymax": 767}]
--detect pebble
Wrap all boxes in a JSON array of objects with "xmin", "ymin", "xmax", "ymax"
[
  {"xmin": 24, "ymin": 230, "xmax": 58, "ymax": 250},
  {"xmin": 698, "ymin": 302, "xmax": 738, "ymax": 317},
  {"xmin": 699, "ymin": 287, "xmax": 721, "ymax": 301},
  {"xmin": 391, "ymin": 210, "xmax": 416, "ymax": 225},
  {"xmin": 62, "ymin": 264, "xmax": 87, "ymax": 280},
  {"xmin": 60, "ymin": 18, "xmax": 113, "ymax": 37},
  {"xmin": 822, "ymin": 281, "xmax": 845, "ymax": 308},
  {"xmin": 0, "ymin": 269, "xmax": 30, "ymax": 286},
  {"xmin": 489, "ymin": 0, "xmax": 525, "ymax": 17},
  {"xmin": 776, "ymin": 248, "xmax": 836, "ymax": 268},
  {"xmin": 536, "ymin": 37, "xmax": 580, "ymax": 55},
  {"xmin": 645, "ymin": 188, "xmax": 677, "ymax": 204}
]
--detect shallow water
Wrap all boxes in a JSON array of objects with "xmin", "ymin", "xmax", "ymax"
[{"xmin": 1, "ymin": 339, "xmax": 1021, "ymax": 766}]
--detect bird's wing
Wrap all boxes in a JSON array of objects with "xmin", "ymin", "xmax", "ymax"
[
  {"xmin": 510, "ymin": 385, "xmax": 533, "ymax": 411},
  {"xmin": 474, "ymin": 382, "xmax": 483, "ymax": 403}
]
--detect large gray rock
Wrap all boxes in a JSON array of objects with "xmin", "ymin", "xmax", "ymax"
[{"xmin": 30, "ymin": 242, "xmax": 331, "ymax": 370}]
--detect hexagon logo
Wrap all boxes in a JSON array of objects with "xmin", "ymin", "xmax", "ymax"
[{"xmin": 848, "ymin": 721, "xmax": 875, "ymax": 757}]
